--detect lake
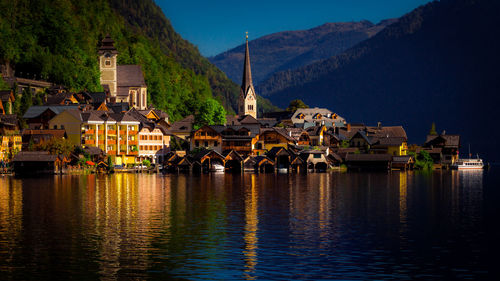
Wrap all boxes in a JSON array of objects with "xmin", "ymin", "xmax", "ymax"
[{"xmin": 0, "ymin": 169, "xmax": 494, "ymax": 280}]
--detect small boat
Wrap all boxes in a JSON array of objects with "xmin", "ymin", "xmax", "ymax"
[
  {"xmin": 451, "ymin": 158, "xmax": 484, "ymax": 170},
  {"xmin": 210, "ymin": 163, "xmax": 225, "ymax": 173}
]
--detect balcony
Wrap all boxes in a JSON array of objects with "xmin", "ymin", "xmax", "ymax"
[
  {"xmin": 97, "ymin": 130, "xmax": 105, "ymax": 135},
  {"xmin": 223, "ymin": 146, "xmax": 252, "ymax": 152},
  {"xmin": 84, "ymin": 129, "xmax": 95, "ymax": 135},
  {"xmin": 128, "ymin": 140, "xmax": 138, "ymax": 145},
  {"xmin": 107, "ymin": 130, "xmax": 117, "ymax": 135},
  {"xmin": 84, "ymin": 139, "xmax": 95, "ymax": 145},
  {"xmin": 119, "ymin": 130, "xmax": 126, "ymax": 135},
  {"xmin": 120, "ymin": 140, "xmax": 127, "ymax": 145},
  {"xmin": 107, "ymin": 150, "xmax": 117, "ymax": 155},
  {"xmin": 128, "ymin": 130, "xmax": 138, "ymax": 135},
  {"xmin": 128, "ymin": 151, "xmax": 138, "ymax": 155},
  {"xmin": 193, "ymin": 135, "xmax": 220, "ymax": 140},
  {"xmin": 107, "ymin": 140, "xmax": 116, "ymax": 145},
  {"xmin": 98, "ymin": 140, "xmax": 104, "ymax": 145}
]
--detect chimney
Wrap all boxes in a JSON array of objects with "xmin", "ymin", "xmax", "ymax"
[
  {"xmin": 347, "ymin": 123, "xmax": 351, "ymax": 132},
  {"xmin": 441, "ymin": 130, "xmax": 446, "ymax": 135},
  {"xmin": 377, "ymin": 121, "xmax": 381, "ymax": 129}
]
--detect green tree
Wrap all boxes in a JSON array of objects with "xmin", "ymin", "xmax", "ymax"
[
  {"xmin": 429, "ymin": 122, "xmax": 437, "ymax": 135},
  {"xmin": 142, "ymin": 159, "xmax": 151, "ymax": 168},
  {"xmin": 286, "ymin": 99, "xmax": 309, "ymax": 112},
  {"xmin": 412, "ymin": 150, "xmax": 434, "ymax": 170},
  {"xmin": 37, "ymin": 138, "xmax": 74, "ymax": 156},
  {"xmin": 194, "ymin": 98, "xmax": 227, "ymax": 130},
  {"xmin": 19, "ymin": 87, "xmax": 33, "ymax": 116}
]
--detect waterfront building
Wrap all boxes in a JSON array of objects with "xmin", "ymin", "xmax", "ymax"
[
  {"xmin": 21, "ymin": 129, "xmax": 67, "ymax": 150},
  {"xmin": 238, "ymin": 34, "xmax": 257, "ymax": 118},
  {"xmin": 190, "ymin": 125, "xmax": 223, "ymax": 153},
  {"xmin": 424, "ymin": 132, "xmax": 460, "ymax": 166},
  {"xmin": 219, "ymin": 125, "xmax": 260, "ymax": 156},
  {"xmin": 255, "ymin": 128, "xmax": 296, "ymax": 152},
  {"xmin": 305, "ymin": 125, "xmax": 327, "ymax": 146},
  {"xmin": 137, "ymin": 125, "xmax": 170, "ymax": 164},
  {"xmin": 345, "ymin": 124, "xmax": 408, "ymax": 156},
  {"xmin": 98, "ymin": 35, "xmax": 148, "ymax": 110},
  {"xmin": 0, "ymin": 114, "xmax": 21, "ymax": 162},
  {"xmin": 48, "ymin": 109, "xmax": 140, "ymax": 165}
]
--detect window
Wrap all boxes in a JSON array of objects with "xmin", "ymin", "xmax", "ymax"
[
  {"xmin": 313, "ymin": 154, "xmax": 321, "ymax": 159},
  {"xmin": 204, "ymin": 141, "xmax": 208, "ymax": 147},
  {"xmin": 61, "ymin": 125, "xmax": 65, "ymax": 129},
  {"xmin": 195, "ymin": 141, "xmax": 199, "ymax": 147},
  {"xmin": 105, "ymin": 60, "xmax": 111, "ymax": 66},
  {"xmin": 53, "ymin": 125, "xmax": 57, "ymax": 129}
]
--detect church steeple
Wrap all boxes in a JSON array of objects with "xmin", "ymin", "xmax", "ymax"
[
  {"xmin": 241, "ymin": 32, "xmax": 253, "ymax": 95},
  {"xmin": 239, "ymin": 32, "xmax": 257, "ymax": 118}
]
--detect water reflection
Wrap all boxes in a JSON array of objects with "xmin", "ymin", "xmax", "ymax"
[
  {"xmin": 0, "ymin": 169, "xmax": 490, "ymax": 280},
  {"xmin": 243, "ymin": 174, "xmax": 258, "ymax": 280}
]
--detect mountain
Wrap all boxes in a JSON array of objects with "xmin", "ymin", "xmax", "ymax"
[
  {"xmin": 209, "ymin": 19, "xmax": 396, "ymax": 85},
  {"xmin": 257, "ymin": 0, "xmax": 500, "ymax": 161},
  {"xmin": 0, "ymin": 0, "xmax": 277, "ymax": 120}
]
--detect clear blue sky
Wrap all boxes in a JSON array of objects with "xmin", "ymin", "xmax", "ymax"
[{"xmin": 156, "ymin": 0, "xmax": 433, "ymax": 57}]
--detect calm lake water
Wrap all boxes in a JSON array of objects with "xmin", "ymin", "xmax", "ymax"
[{"xmin": 0, "ymin": 169, "xmax": 494, "ymax": 280}]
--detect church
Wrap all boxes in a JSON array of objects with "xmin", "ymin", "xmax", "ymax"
[
  {"xmin": 238, "ymin": 33, "xmax": 257, "ymax": 118},
  {"xmin": 98, "ymin": 35, "xmax": 148, "ymax": 110}
]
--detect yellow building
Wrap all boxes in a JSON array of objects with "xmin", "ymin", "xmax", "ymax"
[
  {"xmin": 138, "ymin": 125, "xmax": 170, "ymax": 164},
  {"xmin": 255, "ymin": 128, "xmax": 295, "ymax": 153},
  {"xmin": 0, "ymin": 135, "xmax": 22, "ymax": 162},
  {"xmin": 49, "ymin": 109, "xmax": 140, "ymax": 165}
]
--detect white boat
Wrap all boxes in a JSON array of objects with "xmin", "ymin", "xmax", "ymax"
[
  {"xmin": 210, "ymin": 163, "xmax": 225, "ymax": 173},
  {"xmin": 451, "ymin": 158, "xmax": 484, "ymax": 170}
]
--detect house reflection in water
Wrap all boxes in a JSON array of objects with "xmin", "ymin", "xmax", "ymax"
[{"xmin": 243, "ymin": 174, "xmax": 258, "ymax": 280}]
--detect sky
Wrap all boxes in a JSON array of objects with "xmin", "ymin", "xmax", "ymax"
[{"xmin": 156, "ymin": 0, "xmax": 434, "ymax": 57}]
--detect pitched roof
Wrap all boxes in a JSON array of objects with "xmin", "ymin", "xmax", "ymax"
[
  {"xmin": 425, "ymin": 134, "xmax": 460, "ymax": 147},
  {"xmin": 291, "ymin": 107, "xmax": 345, "ymax": 123},
  {"xmin": 87, "ymin": 92, "xmax": 106, "ymax": 104},
  {"xmin": 169, "ymin": 115, "xmax": 194, "ymax": 133},
  {"xmin": 239, "ymin": 114, "xmax": 260, "ymax": 124},
  {"xmin": 108, "ymin": 102, "xmax": 130, "ymax": 113},
  {"xmin": 13, "ymin": 151, "xmax": 57, "ymax": 162},
  {"xmin": 23, "ymin": 105, "xmax": 79, "ymax": 119},
  {"xmin": 117, "ymin": 65, "xmax": 146, "ymax": 87},
  {"xmin": 98, "ymin": 34, "xmax": 118, "ymax": 54},
  {"xmin": 45, "ymin": 92, "xmax": 76, "ymax": 105}
]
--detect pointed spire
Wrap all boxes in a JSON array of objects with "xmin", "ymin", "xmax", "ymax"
[{"xmin": 241, "ymin": 32, "xmax": 254, "ymax": 97}]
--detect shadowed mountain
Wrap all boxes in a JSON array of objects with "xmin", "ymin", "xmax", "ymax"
[
  {"xmin": 257, "ymin": 0, "xmax": 500, "ymax": 160},
  {"xmin": 209, "ymin": 20, "xmax": 396, "ymax": 85}
]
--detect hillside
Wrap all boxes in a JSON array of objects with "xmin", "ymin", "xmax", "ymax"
[
  {"xmin": 210, "ymin": 19, "xmax": 396, "ymax": 85},
  {"xmin": 0, "ymin": 0, "xmax": 277, "ymax": 120},
  {"xmin": 257, "ymin": 0, "xmax": 500, "ymax": 160}
]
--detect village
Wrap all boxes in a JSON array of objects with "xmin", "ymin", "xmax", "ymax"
[{"xmin": 0, "ymin": 35, "xmax": 460, "ymax": 175}]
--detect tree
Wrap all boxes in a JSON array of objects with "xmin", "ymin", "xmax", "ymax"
[
  {"xmin": 286, "ymin": 99, "xmax": 309, "ymax": 112},
  {"xmin": 142, "ymin": 159, "xmax": 151, "ymax": 168},
  {"xmin": 36, "ymin": 138, "xmax": 74, "ymax": 156},
  {"xmin": 19, "ymin": 87, "xmax": 33, "ymax": 116},
  {"xmin": 429, "ymin": 122, "xmax": 437, "ymax": 135},
  {"xmin": 194, "ymin": 98, "xmax": 227, "ymax": 130}
]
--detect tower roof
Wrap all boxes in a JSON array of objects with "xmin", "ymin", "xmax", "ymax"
[
  {"xmin": 241, "ymin": 34, "xmax": 255, "ymax": 98},
  {"xmin": 98, "ymin": 34, "xmax": 118, "ymax": 55}
]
